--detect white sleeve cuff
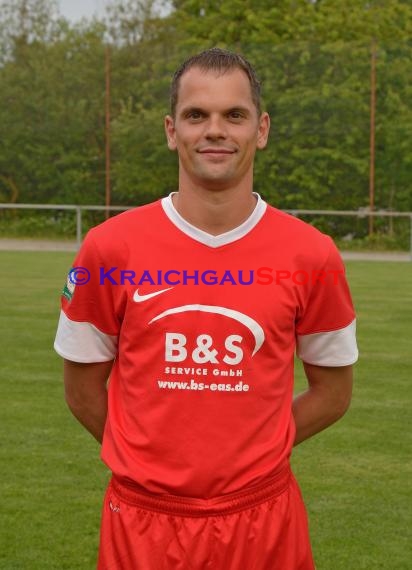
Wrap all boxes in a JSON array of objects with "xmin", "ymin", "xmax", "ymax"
[
  {"xmin": 297, "ymin": 319, "xmax": 358, "ymax": 366},
  {"xmin": 54, "ymin": 310, "xmax": 118, "ymax": 363}
]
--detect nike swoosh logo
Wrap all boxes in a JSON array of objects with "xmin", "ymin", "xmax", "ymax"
[{"xmin": 133, "ymin": 287, "xmax": 173, "ymax": 303}]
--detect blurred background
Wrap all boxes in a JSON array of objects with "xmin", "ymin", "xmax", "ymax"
[{"xmin": 0, "ymin": 0, "xmax": 411, "ymax": 250}]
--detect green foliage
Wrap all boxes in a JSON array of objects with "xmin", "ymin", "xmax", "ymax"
[
  {"xmin": 0, "ymin": 15, "xmax": 108, "ymax": 205},
  {"xmin": 254, "ymin": 41, "xmax": 371, "ymax": 210},
  {"xmin": 294, "ymin": 212, "xmax": 411, "ymax": 251},
  {"xmin": 111, "ymin": 101, "xmax": 177, "ymax": 202},
  {"xmin": 334, "ymin": 233, "xmax": 408, "ymax": 252},
  {"xmin": 0, "ymin": 210, "xmax": 76, "ymax": 238},
  {"xmin": 0, "ymin": 0, "xmax": 60, "ymax": 63},
  {"xmin": 0, "ymin": 208, "xmax": 117, "ymax": 238},
  {"xmin": 0, "ymin": 0, "xmax": 411, "ymax": 219}
]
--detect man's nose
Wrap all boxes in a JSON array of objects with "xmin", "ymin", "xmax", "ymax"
[{"xmin": 204, "ymin": 114, "xmax": 227, "ymax": 139}]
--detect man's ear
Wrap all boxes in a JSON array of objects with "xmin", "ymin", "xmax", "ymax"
[
  {"xmin": 257, "ymin": 112, "xmax": 270, "ymax": 150},
  {"xmin": 165, "ymin": 115, "xmax": 177, "ymax": 150}
]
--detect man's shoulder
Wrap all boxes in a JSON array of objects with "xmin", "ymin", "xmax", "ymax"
[
  {"xmin": 84, "ymin": 199, "xmax": 166, "ymax": 247},
  {"xmin": 92, "ymin": 199, "xmax": 162, "ymax": 235},
  {"xmin": 78, "ymin": 199, "xmax": 164, "ymax": 260},
  {"xmin": 260, "ymin": 204, "xmax": 341, "ymax": 269},
  {"xmin": 264, "ymin": 204, "xmax": 331, "ymax": 244}
]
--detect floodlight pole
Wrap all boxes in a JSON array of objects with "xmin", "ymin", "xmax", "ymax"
[
  {"xmin": 105, "ymin": 44, "xmax": 111, "ymax": 219},
  {"xmin": 369, "ymin": 40, "xmax": 377, "ymax": 236}
]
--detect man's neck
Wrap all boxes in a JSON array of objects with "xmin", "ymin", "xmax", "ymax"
[{"xmin": 172, "ymin": 186, "xmax": 258, "ymax": 236}]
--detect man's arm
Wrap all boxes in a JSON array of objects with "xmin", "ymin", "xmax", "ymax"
[
  {"xmin": 292, "ymin": 363, "xmax": 353, "ymax": 446},
  {"xmin": 63, "ymin": 359, "xmax": 113, "ymax": 444}
]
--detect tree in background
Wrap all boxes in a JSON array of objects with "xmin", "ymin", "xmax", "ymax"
[
  {"xmin": 0, "ymin": 0, "xmax": 59, "ymax": 63},
  {"xmin": 0, "ymin": 0, "xmax": 411, "ymax": 232},
  {"xmin": 166, "ymin": 0, "xmax": 412, "ymax": 220},
  {"xmin": 0, "ymin": 0, "xmax": 109, "ymax": 204}
]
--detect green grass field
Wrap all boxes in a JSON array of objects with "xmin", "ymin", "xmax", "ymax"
[{"xmin": 0, "ymin": 252, "xmax": 411, "ymax": 569}]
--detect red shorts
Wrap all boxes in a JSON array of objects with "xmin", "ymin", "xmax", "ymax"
[{"xmin": 97, "ymin": 465, "xmax": 315, "ymax": 570}]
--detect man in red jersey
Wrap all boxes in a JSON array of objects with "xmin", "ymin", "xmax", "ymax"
[{"xmin": 55, "ymin": 48, "xmax": 358, "ymax": 569}]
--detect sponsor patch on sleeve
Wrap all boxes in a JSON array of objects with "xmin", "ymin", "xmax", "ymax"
[{"xmin": 62, "ymin": 272, "xmax": 75, "ymax": 302}]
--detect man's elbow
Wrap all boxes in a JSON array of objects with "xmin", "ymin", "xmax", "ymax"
[
  {"xmin": 330, "ymin": 387, "xmax": 352, "ymax": 423},
  {"xmin": 64, "ymin": 374, "xmax": 94, "ymax": 416},
  {"xmin": 63, "ymin": 359, "xmax": 111, "ymax": 414},
  {"xmin": 64, "ymin": 384, "xmax": 87, "ymax": 416}
]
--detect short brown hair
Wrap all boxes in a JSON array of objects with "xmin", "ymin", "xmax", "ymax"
[{"xmin": 170, "ymin": 47, "xmax": 262, "ymax": 117}]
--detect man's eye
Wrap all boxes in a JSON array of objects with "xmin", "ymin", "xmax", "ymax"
[
  {"xmin": 229, "ymin": 112, "xmax": 243, "ymax": 120},
  {"xmin": 188, "ymin": 111, "xmax": 203, "ymax": 120}
]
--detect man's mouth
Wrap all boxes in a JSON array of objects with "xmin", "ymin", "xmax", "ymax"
[{"xmin": 197, "ymin": 148, "xmax": 236, "ymax": 155}]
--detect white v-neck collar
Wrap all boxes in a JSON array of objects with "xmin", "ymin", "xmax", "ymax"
[{"xmin": 161, "ymin": 192, "xmax": 267, "ymax": 248}]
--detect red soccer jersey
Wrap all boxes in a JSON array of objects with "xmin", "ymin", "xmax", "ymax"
[{"xmin": 55, "ymin": 195, "xmax": 358, "ymax": 498}]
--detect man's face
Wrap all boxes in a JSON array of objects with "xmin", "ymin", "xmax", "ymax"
[{"xmin": 165, "ymin": 67, "xmax": 270, "ymax": 191}]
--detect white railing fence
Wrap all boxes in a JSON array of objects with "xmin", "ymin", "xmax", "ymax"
[{"xmin": 0, "ymin": 203, "xmax": 411, "ymax": 260}]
